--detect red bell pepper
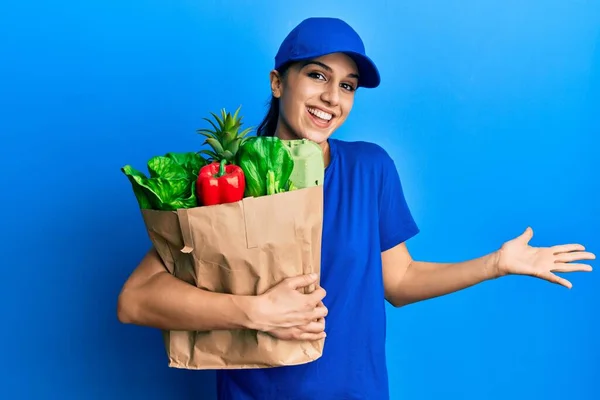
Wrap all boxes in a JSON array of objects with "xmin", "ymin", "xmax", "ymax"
[{"xmin": 196, "ymin": 159, "xmax": 245, "ymax": 206}]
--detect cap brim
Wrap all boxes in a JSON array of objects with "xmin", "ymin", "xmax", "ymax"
[
  {"xmin": 344, "ymin": 51, "xmax": 381, "ymax": 88},
  {"xmin": 277, "ymin": 50, "xmax": 381, "ymax": 88}
]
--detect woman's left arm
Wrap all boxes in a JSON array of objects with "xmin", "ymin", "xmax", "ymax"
[{"xmin": 382, "ymin": 227, "xmax": 595, "ymax": 308}]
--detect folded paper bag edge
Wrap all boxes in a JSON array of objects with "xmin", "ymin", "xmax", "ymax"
[
  {"xmin": 176, "ymin": 198, "xmax": 258, "ymax": 252},
  {"xmin": 242, "ymin": 196, "xmax": 258, "ymax": 249},
  {"xmin": 176, "ymin": 208, "xmax": 194, "ymax": 253}
]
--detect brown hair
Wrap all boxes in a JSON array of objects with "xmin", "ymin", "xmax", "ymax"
[{"xmin": 256, "ymin": 62, "xmax": 293, "ymax": 137}]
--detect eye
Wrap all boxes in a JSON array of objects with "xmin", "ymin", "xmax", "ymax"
[
  {"xmin": 341, "ymin": 83, "xmax": 356, "ymax": 92},
  {"xmin": 308, "ymin": 71, "xmax": 326, "ymax": 81}
]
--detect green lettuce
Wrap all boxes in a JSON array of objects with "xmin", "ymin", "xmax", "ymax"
[
  {"xmin": 121, "ymin": 152, "xmax": 206, "ymax": 211},
  {"xmin": 237, "ymin": 136, "xmax": 295, "ymax": 197}
]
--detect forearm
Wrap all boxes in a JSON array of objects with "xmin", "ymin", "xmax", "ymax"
[
  {"xmin": 117, "ymin": 271, "xmax": 259, "ymax": 332},
  {"xmin": 390, "ymin": 251, "xmax": 500, "ymax": 307}
]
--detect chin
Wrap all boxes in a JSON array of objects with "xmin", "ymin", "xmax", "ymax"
[
  {"xmin": 299, "ymin": 118, "xmax": 337, "ymax": 144},
  {"xmin": 294, "ymin": 128, "xmax": 332, "ymax": 144},
  {"xmin": 310, "ymin": 132, "xmax": 333, "ymax": 144}
]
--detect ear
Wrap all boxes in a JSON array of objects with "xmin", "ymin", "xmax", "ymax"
[{"xmin": 269, "ymin": 70, "xmax": 282, "ymax": 98}]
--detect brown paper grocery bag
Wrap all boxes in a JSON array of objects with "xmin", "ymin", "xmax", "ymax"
[{"xmin": 139, "ymin": 185, "xmax": 325, "ymax": 370}]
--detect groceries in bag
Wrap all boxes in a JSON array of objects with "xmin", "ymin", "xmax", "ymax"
[{"xmin": 120, "ymin": 106, "xmax": 326, "ymax": 369}]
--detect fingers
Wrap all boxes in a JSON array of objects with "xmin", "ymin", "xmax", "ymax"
[
  {"xmin": 310, "ymin": 304, "xmax": 328, "ymax": 319},
  {"xmin": 554, "ymin": 250, "xmax": 596, "ymax": 263},
  {"xmin": 551, "ymin": 244, "xmax": 586, "ymax": 254},
  {"xmin": 268, "ymin": 327, "xmax": 326, "ymax": 341},
  {"xmin": 307, "ymin": 286, "xmax": 327, "ymax": 304},
  {"xmin": 540, "ymin": 271, "xmax": 572, "ymax": 289},
  {"xmin": 298, "ymin": 318, "xmax": 326, "ymax": 334},
  {"xmin": 551, "ymin": 263, "xmax": 593, "ymax": 273},
  {"xmin": 519, "ymin": 227, "xmax": 534, "ymax": 243},
  {"xmin": 296, "ymin": 330, "xmax": 327, "ymax": 341},
  {"xmin": 285, "ymin": 273, "xmax": 319, "ymax": 290},
  {"xmin": 299, "ymin": 303, "xmax": 328, "ymax": 324},
  {"xmin": 269, "ymin": 319, "xmax": 327, "ymax": 341}
]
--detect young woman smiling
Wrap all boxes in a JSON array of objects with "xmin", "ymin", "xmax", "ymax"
[{"xmin": 117, "ymin": 17, "xmax": 595, "ymax": 400}]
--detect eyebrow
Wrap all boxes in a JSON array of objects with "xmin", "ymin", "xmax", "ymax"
[{"xmin": 303, "ymin": 60, "xmax": 360, "ymax": 80}]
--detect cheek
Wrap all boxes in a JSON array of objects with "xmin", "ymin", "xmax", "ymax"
[
  {"xmin": 338, "ymin": 99, "xmax": 354, "ymax": 121},
  {"xmin": 281, "ymin": 95, "xmax": 307, "ymax": 123}
]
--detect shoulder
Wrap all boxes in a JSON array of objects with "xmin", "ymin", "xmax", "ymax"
[
  {"xmin": 330, "ymin": 138, "xmax": 390, "ymax": 156},
  {"xmin": 329, "ymin": 138, "xmax": 395, "ymax": 170}
]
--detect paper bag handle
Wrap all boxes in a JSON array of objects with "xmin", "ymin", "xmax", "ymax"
[{"xmin": 176, "ymin": 209, "xmax": 194, "ymax": 253}]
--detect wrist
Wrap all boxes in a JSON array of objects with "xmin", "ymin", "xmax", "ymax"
[
  {"xmin": 232, "ymin": 294, "xmax": 268, "ymax": 332},
  {"xmin": 486, "ymin": 250, "xmax": 503, "ymax": 280}
]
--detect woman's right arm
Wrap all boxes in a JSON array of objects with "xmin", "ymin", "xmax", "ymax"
[{"xmin": 117, "ymin": 247, "xmax": 327, "ymax": 338}]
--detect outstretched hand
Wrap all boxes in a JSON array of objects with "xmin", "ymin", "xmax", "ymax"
[{"xmin": 495, "ymin": 227, "xmax": 595, "ymax": 288}]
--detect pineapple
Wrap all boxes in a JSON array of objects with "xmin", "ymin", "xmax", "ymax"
[{"xmin": 196, "ymin": 106, "xmax": 253, "ymax": 163}]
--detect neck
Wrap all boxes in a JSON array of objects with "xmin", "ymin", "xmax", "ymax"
[{"xmin": 320, "ymin": 140, "xmax": 331, "ymax": 168}]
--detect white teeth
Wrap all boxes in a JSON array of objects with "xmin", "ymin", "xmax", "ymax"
[{"xmin": 308, "ymin": 107, "xmax": 333, "ymax": 121}]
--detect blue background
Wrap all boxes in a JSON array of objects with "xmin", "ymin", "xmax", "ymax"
[{"xmin": 1, "ymin": 1, "xmax": 598, "ymax": 399}]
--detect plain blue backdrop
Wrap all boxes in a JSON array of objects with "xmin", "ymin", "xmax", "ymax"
[{"xmin": 1, "ymin": 1, "xmax": 598, "ymax": 399}]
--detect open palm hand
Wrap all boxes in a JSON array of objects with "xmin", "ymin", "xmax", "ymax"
[{"xmin": 496, "ymin": 227, "xmax": 595, "ymax": 288}]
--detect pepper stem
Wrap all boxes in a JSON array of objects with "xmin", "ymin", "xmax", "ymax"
[{"xmin": 216, "ymin": 159, "xmax": 227, "ymax": 177}]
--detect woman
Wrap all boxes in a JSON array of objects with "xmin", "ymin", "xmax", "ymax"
[{"xmin": 117, "ymin": 17, "xmax": 595, "ymax": 400}]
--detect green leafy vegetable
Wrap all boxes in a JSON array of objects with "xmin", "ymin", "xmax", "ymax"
[
  {"xmin": 162, "ymin": 152, "xmax": 205, "ymax": 180},
  {"xmin": 280, "ymin": 139, "xmax": 324, "ymax": 188},
  {"xmin": 121, "ymin": 152, "xmax": 206, "ymax": 211},
  {"xmin": 237, "ymin": 136, "xmax": 295, "ymax": 197}
]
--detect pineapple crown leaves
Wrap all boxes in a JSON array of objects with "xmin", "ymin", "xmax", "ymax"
[{"xmin": 196, "ymin": 105, "xmax": 253, "ymax": 162}]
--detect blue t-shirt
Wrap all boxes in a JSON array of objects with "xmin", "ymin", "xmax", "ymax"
[{"xmin": 216, "ymin": 138, "xmax": 420, "ymax": 400}]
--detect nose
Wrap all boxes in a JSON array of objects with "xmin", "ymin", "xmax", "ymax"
[{"xmin": 320, "ymin": 84, "xmax": 340, "ymax": 106}]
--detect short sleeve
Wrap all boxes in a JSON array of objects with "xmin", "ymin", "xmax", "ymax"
[{"xmin": 378, "ymin": 151, "xmax": 420, "ymax": 252}]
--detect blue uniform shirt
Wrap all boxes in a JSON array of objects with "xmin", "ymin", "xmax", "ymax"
[{"xmin": 216, "ymin": 138, "xmax": 420, "ymax": 400}]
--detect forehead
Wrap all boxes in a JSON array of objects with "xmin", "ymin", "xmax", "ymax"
[{"xmin": 300, "ymin": 53, "xmax": 359, "ymax": 78}]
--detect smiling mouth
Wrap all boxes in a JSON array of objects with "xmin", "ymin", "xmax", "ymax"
[{"xmin": 307, "ymin": 106, "xmax": 334, "ymax": 127}]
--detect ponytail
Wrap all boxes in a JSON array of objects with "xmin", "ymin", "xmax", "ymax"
[{"xmin": 256, "ymin": 95, "xmax": 279, "ymax": 137}]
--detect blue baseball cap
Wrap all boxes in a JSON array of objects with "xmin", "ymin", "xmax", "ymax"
[{"xmin": 274, "ymin": 17, "xmax": 381, "ymax": 88}]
